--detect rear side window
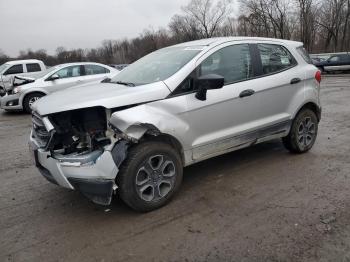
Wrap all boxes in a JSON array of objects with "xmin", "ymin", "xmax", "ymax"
[
  {"xmin": 4, "ymin": 64, "xmax": 23, "ymax": 75},
  {"xmin": 297, "ymin": 47, "xmax": 313, "ymax": 64},
  {"xmin": 55, "ymin": 65, "xmax": 82, "ymax": 79},
  {"xmin": 258, "ymin": 44, "xmax": 297, "ymax": 74},
  {"xmin": 199, "ymin": 44, "xmax": 253, "ymax": 84},
  {"xmin": 26, "ymin": 63, "xmax": 41, "ymax": 72},
  {"xmin": 339, "ymin": 54, "xmax": 349, "ymax": 61},
  {"xmin": 84, "ymin": 64, "xmax": 109, "ymax": 75}
]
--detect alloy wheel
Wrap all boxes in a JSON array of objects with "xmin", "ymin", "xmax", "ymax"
[
  {"xmin": 28, "ymin": 96, "xmax": 40, "ymax": 108},
  {"xmin": 297, "ymin": 116, "xmax": 316, "ymax": 149},
  {"xmin": 135, "ymin": 155, "xmax": 176, "ymax": 202}
]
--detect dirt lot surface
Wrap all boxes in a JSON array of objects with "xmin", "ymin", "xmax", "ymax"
[{"xmin": 0, "ymin": 75, "xmax": 350, "ymax": 262}]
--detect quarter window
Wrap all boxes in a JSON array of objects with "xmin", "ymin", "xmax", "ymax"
[
  {"xmin": 84, "ymin": 64, "xmax": 109, "ymax": 75},
  {"xmin": 26, "ymin": 63, "xmax": 41, "ymax": 72},
  {"xmin": 4, "ymin": 64, "xmax": 23, "ymax": 75},
  {"xmin": 55, "ymin": 65, "xmax": 82, "ymax": 79},
  {"xmin": 258, "ymin": 44, "xmax": 297, "ymax": 74},
  {"xmin": 199, "ymin": 44, "xmax": 253, "ymax": 84}
]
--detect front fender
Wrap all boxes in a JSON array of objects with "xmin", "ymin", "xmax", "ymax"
[
  {"xmin": 19, "ymin": 88, "xmax": 49, "ymax": 104},
  {"xmin": 109, "ymin": 103, "xmax": 190, "ymax": 147}
]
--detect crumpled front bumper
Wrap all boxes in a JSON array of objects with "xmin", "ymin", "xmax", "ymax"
[{"xmin": 29, "ymin": 133, "xmax": 121, "ymax": 205}]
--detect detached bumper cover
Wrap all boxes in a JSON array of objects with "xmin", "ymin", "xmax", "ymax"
[
  {"xmin": 29, "ymin": 134, "xmax": 120, "ymax": 205},
  {"xmin": 68, "ymin": 178, "xmax": 114, "ymax": 205}
]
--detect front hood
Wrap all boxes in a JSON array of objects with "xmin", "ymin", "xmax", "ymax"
[
  {"xmin": 15, "ymin": 75, "xmax": 36, "ymax": 81},
  {"xmin": 33, "ymin": 81, "xmax": 171, "ymax": 116}
]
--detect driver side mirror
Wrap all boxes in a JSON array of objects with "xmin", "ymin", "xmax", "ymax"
[
  {"xmin": 49, "ymin": 74, "xmax": 60, "ymax": 81},
  {"xmin": 101, "ymin": 77, "xmax": 111, "ymax": 83},
  {"xmin": 195, "ymin": 74, "xmax": 224, "ymax": 101}
]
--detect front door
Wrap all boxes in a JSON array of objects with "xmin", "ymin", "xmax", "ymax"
[
  {"xmin": 183, "ymin": 43, "xmax": 263, "ymax": 161},
  {"xmin": 46, "ymin": 65, "xmax": 84, "ymax": 93}
]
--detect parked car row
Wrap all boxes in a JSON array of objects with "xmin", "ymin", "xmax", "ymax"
[
  {"xmin": 311, "ymin": 52, "xmax": 350, "ymax": 73},
  {"xmin": 27, "ymin": 37, "xmax": 322, "ymax": 212},
  {"xmin": 0, "ymin": 62, "xmax": 118, "ymax": 112}
]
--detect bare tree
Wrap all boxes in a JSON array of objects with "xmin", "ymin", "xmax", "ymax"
[{"xmin": 176, "ymin": 0, "xmax": 234, "ymax": 38}]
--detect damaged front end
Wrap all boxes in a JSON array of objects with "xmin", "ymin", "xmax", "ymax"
[{"xmin": 30, "ymin": 107, "xmax": 131, "ymax": 205}]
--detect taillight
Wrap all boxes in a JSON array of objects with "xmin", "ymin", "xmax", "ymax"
[{"xmin": 315, "ymin": 71, "xmax": 321, "ymax": 84}]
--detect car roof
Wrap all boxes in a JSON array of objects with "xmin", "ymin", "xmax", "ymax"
[
  {"xmin": 54, "ymin": 62, "xmax": 111, "ymax": 68},
  {"xmin": 172, "ymin": 37, "xmax": 303, "ymax": 48},
  {"xmin": 5, "ymin": 59, "xmax": 43, "ymax": 65}
]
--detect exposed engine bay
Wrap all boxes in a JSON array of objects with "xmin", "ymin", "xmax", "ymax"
[{"xmin": 47, "ymin": 107, "xmax": 112, "ymax": 154}]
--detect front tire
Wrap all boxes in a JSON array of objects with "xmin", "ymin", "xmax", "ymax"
[
  {"xmin": 117, "ymin": 141, "xmax": 183, "ymax": 212},
  {"xmin": 23, "ymin": 93, "xmax": 44, "ymax": 113},
  {"xmin": 282, "ymin": 109, "xmax": 318, "ymax": 153}
]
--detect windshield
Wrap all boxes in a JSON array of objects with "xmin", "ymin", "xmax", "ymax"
[
  {"xmin": 0, "ymin": 63, "xmax": 9, "ymax": 73},
  {"xmin": 111, "ymin": 46, "xmax": 203, "ymax": 86}
]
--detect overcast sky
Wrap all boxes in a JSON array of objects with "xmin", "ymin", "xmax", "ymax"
[{"xmin": 0, "ymin": 0, "xmax": 191, "ymax": 56}]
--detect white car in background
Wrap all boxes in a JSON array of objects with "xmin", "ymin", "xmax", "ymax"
[
  {"xmin": 0, "ymin": 62, "xmax": 118, "ymax": 112},
  {"xmin": 0, "ymin": 59, "xmax": 46, "ymax": 96}
]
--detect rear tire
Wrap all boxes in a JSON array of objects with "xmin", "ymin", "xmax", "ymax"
[
  {"xmin": 282, "ymin": 109, "xmax": 318, "ymax": 154},
  {"xmin": 117, "ymin": 141, "xmax": 183, "ymax": 212},
  {"xmin": 23, "ymin": 93, "xmax": 44, "ymax": 113}
]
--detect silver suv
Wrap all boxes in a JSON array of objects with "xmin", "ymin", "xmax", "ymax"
[{"xmin": 29, "ymin": 37, "xmax": 322, "ymax": 212}]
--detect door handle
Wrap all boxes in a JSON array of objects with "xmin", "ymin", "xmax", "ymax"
[
  {"xmin": 290, "ymin": 78, "xmax": 301, "ymax": 84},
  {"xmin": 239, "ymin": 89, "xmax": 255, "ymax": 98}
]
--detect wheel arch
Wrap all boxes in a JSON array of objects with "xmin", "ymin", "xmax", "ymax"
[
  {"xmin": 141, "ymin": 132, "xmax": 186, "ymax": 166},
  {"xmin": 293, "ymin": 101, "xmax": 321, "ymax": 122},
  {"xmin": 21, "ymin": 90, "xmax": 47, "ymax": 104}
]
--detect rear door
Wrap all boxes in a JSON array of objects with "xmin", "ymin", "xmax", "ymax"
[
  {"xmin": 44, "ymin": 65, "xmax": 84, "ymax": 93},
  {"xmin": 252, "ymin": 43, "xmax": 304, "ymax": 133}
]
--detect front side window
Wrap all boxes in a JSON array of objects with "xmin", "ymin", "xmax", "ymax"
[
  {"xmin": 329, "ymin": 56, "xmax": 340, "ymax": 62},
  {"xmin": 26, "ymin": 63, "xmax": 41, "ymax": 73},
  {"xmin": 84, "ymin": 64, "xmax": 109, "ymax": 75},
  {"xmin": 199, "ymin": 44, "xmax": 253, "ymax": 84},
  {"xmin": 4, "ymin": 64, "xmax": 23, "ymax": 75},
  {"xmin": 172, "ymin": 44, "xmax": 253, "ymax": 96},
  {"xmin": 55, "ymin": 65, "xmax": 81, "ymax": 79},
  {"xmin": 258, "ymin": 44, "xmax": 297, "ymax": 74}
]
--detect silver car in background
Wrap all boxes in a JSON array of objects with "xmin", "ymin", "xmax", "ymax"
[
  {"xmin": 0, "ymin": 62, "xmax": 118, "ymax": 112},
  {"xmin": 29, "ymin": 37, "xmax": 322, "ymax": 212}
]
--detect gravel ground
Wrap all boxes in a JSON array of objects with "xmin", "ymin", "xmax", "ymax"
[{"xmin": 0, "ymin": 75, "xmax": 350, "ymax": 262}]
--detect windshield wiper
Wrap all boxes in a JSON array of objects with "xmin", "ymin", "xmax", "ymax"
[{"xmin": 115, "ymin": 81, "xmax": 135, "ymax": 87}]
